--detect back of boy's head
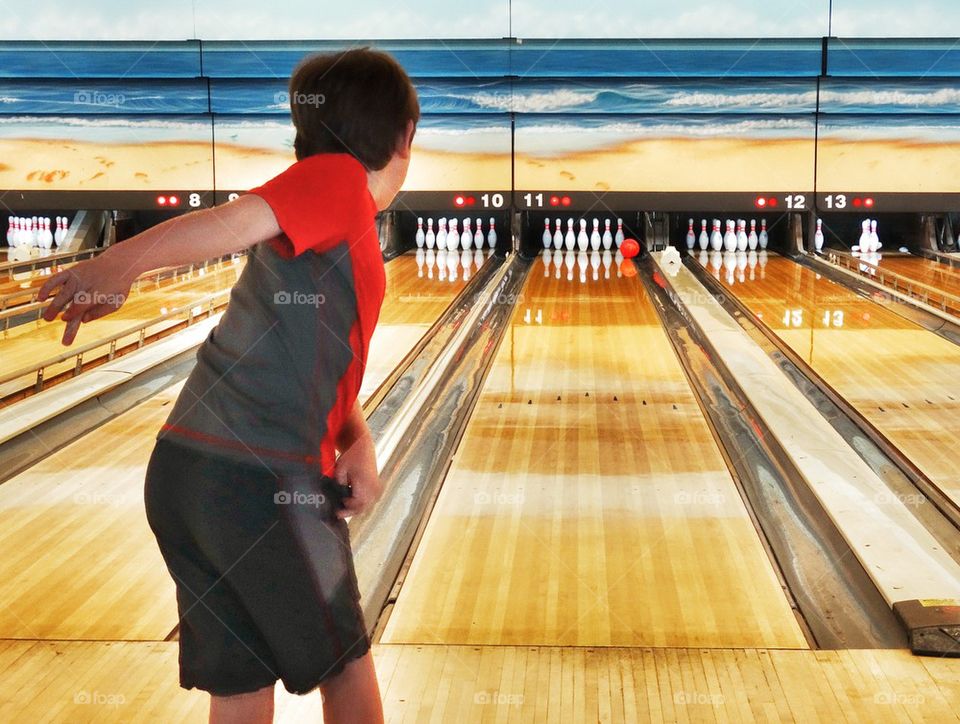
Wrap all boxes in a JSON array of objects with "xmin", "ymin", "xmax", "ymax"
[{"xmin": 288, "ymin": 48, "xmax": 420, "ymax": 170}]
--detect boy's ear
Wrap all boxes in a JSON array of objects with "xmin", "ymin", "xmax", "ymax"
[{"xmin": 396, "ymin": 120, "xmax": 415, "ymax": 159}]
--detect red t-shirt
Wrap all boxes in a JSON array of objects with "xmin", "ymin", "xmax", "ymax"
[{"xmin": 160, "ymin": 153, "xmax": 385, "ymax": 477}]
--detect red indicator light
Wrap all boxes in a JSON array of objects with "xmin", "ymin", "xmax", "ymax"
[
  {"xmin": 466, "ymin": 196, "xmax": 475, "ymax": 206},
  {"xmin": 561, "ymin": 196, "xmax": 572, "ymax": 207},
  {"xmin": 157, "ymin": 195, "xmax": 167, "ymax": 206},
  {"xmin": 550, "ymin": 196, "xmax": 560, "ymax": 206},
  {"xmin": 756, "ymin": 196, "xmax": 767, "ymax": 208},
  {"xmin": 768, "ymin": 197, "xmax": 778, "ymax": 207},
  {"xmin": 853, "ymin": 198, "xmax": 862, "ymax": 207},
  {"xmin": 454, "ymin": 195, "xmax": 465, "ymax": 207},
  {"xmin": 168, "ymin": 195, "xmax": 179, "ymax": 206},
  {"xmin": 865, "ymin": 197, "xmax": 874, "ymax": 207}
]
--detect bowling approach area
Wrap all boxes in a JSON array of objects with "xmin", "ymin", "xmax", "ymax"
[{"xmin": 3, "ymin": 22, "xmax": 960, "ymax": 724}]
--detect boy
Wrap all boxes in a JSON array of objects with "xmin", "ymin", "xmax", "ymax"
[{"xmin": 39, "ymin": 48, "xmax": 420, "ymax": 723}]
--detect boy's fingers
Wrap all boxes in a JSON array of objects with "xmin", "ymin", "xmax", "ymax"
[
  {"xmin": 38, "ymin": 271, "xmax": 67, "ymax": 302},
  {"xmin": 42, "ymin": 275, "xmax": 77, "ymax": 321},
  {"xmin": 61, "ymin": 316, "xmax": 83, "ymax": 346}
]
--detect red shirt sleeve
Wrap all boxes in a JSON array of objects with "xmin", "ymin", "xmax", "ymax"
[{"xmin": 249, "ymin": 153, "xmax": 374, "ymax": 257}]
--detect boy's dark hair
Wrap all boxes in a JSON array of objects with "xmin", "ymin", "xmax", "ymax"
[{"xmin": 288, "ymin": 48, "xmax": 420, "ymax": 170}]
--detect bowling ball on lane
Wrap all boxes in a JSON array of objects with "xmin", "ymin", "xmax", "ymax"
[{"xmin": 621, "ymin": 238, "xmax": 640, "ymax": 259}]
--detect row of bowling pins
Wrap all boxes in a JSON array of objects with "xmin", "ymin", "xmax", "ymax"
[
  {"xmin": 416, "ymin": 246, "xmax": 493, "ymax": 282},
  {"xmin": 415, "ymin": 217, "xmax": 497, "ymax": 251},
  {"xmin": 541, "ymin": 248, "xmax": 628, "ymax": 282},
  {"xmin": 542, "ymin": 217, "xmax": 625, "ymax": 252},
  {"xmin": 685, "ymin": 218, "xmax": 769, "ymax": 252},
  {"xmin": 6, "ymin": 216, "xmax": 70, "ymax": 249},
  {"xmin": 700, "ymin": 249, "xmax": 770, "ymax": 285}
]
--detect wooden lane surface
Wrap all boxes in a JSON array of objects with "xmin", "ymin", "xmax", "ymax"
[
  {"xmin": 708, "ymin": 253, "xmax": 960, "ymax": 510},
  {"xmin": 0, "ymin": 261, "xmax": 243, "ymax": 396},
  {"xmin": 361, "ymin": 251, "xmax": 480, "ymax": 403},
  {"xmin": 2, "ymin": 641, "xmax": 957, "ymax": 722},
  {"xmin": 0, "ymin": 382, "xmax": 184, "ymax": 640},
  {"xmin": 873, "ymin": 254, "xmax": 960, "ymax": 299},
  {"xmin": 381, "ymin": 255, "xmax": 807, "ymax": 649}
]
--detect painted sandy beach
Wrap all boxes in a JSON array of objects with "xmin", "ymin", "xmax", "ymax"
[{"xmin": 2, "ymin": 135, "xmax": 960, "ymax": 195}]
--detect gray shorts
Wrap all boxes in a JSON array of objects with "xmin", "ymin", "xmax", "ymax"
[{"xmin": 144, "ymin": 438, "xmax": 370, "ymax": 696}]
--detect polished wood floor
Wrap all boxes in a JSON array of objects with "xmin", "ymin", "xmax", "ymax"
[
  {"xmin": 382, "ymin": 256, "xmax": 807, "ymax": 649},
  {"xmin": 3, "ymin": 639, "xmax": 958, "ymax": 721},
  {"xmin": 873, "ymin": 254, "xmax": 960, "ymax": 299},
  {"xmin": 708, "ymin": 253, "xmax": 960, "ymax": 509},
  {"xmin": 362, "ymin": 250, "xmax": 484, "ymax": 402},
  {"xmin": 0, "ymin": 260, "xmax": 243, "ymax": 396}
]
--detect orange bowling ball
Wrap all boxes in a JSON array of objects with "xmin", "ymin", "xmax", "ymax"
[{"xmin": 621, "ymin": 238, "xmax": 640, "ymax": 258}]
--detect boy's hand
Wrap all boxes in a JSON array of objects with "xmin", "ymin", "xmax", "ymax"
[
  {"xmin": 333, "ymin": 432, "xmax": 381, "ymax": 520},
  {"xmin": 38, "ymin": 254, "xmax": 136, "ymax": 346}
]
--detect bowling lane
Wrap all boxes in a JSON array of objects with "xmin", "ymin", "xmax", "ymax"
[
  {"xmin": 0, "ymin": 260, "xmax": 243, "ymax": 396},
  {"xmin": 381, "ymin": 253, "xmax": 808, "ymax": 649},
  {"xmin": 361, "ymin": 249, "xmax": 490, "ymax": 403},
  {"xmin": 0, "ymin": 382, "xmax": 183, "ymax": 639},
  {"xmin": 872, "ymin": 253, "xmax": 960, "ymax": 298},
  {"xmin": 706, "ymin": 253, "xmax": 960, "ymax": 509}
]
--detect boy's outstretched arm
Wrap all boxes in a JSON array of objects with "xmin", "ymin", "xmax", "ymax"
[{"xmin": 39, "ymin": 194, "xmax": 281, "ymax": 345}]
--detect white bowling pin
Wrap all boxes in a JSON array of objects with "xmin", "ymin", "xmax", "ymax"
[
  {"xmin": 590, "ymin": 219, "xmax": 601, "ymax": 251},
  {"xmin": 758, "ymin": 219, "xmax": 768, "ymax": 250},
  {"xmin": 723, "ymin": 220, "xmax": 737, "ymax": 252},
  {"xmin": 415, "ymin": 217, "xmax": 425, "ymax": 248},
  {"xmin": 710, "ymin": 219, "xmax": 723, "ymax": 252},
  {"xmin": 614, "ymin": 218, "xmax": 625, "ymax": 248},
  {"xmin": 448, "ymin": 219, "xmax": 460, "ymax": 251},
  {"xmin": 553, "ymin": 219, "xmax": 563, "ymax": 250},
  {"xmin": 577, "ymin": 219, "xmax": 589, "ymax": 251},
  {"xmin": 602, "ymin": 219, "xmax": 613, "ymax": 251},
  {"xmin": 814, "ymin": 218, "xmax": 824, "ymax": 252},
  {"xmin": 869, "ymin": 220, "xmax": 880, "ymax": 251},
  {"xmin": 436, "ymin": 218, "xmax": 447, "ymax": 251},
  {"xmin": 698, "ymin": 219, "xmax": 709, "ymax": 251},
  {"xmin": 747, "ymin": 219, "xmax": 758, "ymax": 251},
  {"xmin": 474, "ymin": 218, "xmax": 483, "ymax": 248},
  {"xmin": 487, "ymin": 218, "xmax": 497, "ymax": 249},
  {"xmin": 565, "ymin": 219, "xmax": 575, "ymax": 251},
  {"xmin": 736, "ymin": 220, "xmax": 748, "ymax": 252},
  {"xmin": 686, "ymin": 218, "xmax": 696, "ymax": 250},
  {"xmin": 857, "ymin": 219, "xmax": 870, "ymax": 253},
  {"xmin": 462, "ymin": 218, "xmax": 472, "ymax": 250},
  {"xmin": 542, "ymin": 218, "xmax": 552, "ymax": 249},
  {"xmin": 424, "ymin": 218, "xmax": 435, "ymax": 249}
]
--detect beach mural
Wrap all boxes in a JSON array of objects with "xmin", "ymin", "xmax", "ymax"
[
  {"xmin": 817, "ymin": 78, "xmax": 960, "ymax": 194},
  {"xmin": 0, "ymin": 78, "xmax": 213, "ymax": 192},
  {"xmin": 514, "ymin": 79, "xmax": 818, "ymax": 193}
]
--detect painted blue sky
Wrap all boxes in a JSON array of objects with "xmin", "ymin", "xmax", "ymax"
[{"xmin": 0, "ymin": 1, "xmax": 956, "ymax": 39}]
